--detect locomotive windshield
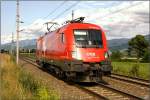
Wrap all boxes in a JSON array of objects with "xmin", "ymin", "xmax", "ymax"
[{"xmin": 74, "ymin": 29, "xmax": 103, "ymax": 48}]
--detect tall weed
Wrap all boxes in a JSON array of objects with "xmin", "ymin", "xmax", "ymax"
[{"xmin": 0, "ymin": 54, "xmax": 60, "ymax": 100}]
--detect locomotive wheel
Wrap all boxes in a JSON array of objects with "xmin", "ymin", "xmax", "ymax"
[
  {"xmin": 96, "ymin": 71, "xmax": 103, "ymax": 82},
  {"xmin": 58, "ymin": 71, "xmax": 65, "ymax": 79},
  {"xmin": 39, "ymin": 61, "xmax": 44, "ymax": 68},
  {"xmin": 48, "ymin": 65, "xmax": 55, "ymax": 73},
  {"xmin": 53, "ymin": 67, "xmax": 63, "ymax": 79},
  {"xmin": 65, "ymin": 72, "xmax": 76, "ymax": 81}
]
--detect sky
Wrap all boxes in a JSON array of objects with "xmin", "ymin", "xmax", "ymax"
[{"xmin": 1, "ymin": 1, "xmax": 149, "ymax": 44}]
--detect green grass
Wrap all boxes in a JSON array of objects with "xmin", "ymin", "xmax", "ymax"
[
  {"xmin": 20, "ymin": 53, "xmax": 36, "ymax": 59},
  {"xmin": 112, "ymin": 62, "xmax": 150, "ymax": 80},
  {"xmin": 0, "ymin": 54, "xmax": 60, "ymax": 100},
  {"xmin": 18, "ymin": 69, "xmax": 60, "ymax": 100}
]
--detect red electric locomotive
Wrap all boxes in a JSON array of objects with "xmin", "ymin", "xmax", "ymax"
[{"xmin": 36, "ymin": 17, "xmax": 112, "ymax": 82}]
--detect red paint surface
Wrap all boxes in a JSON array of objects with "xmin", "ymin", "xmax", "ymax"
[{"xmin": 36, "ymin": 23, "xmax": 108, "ymax": 62}]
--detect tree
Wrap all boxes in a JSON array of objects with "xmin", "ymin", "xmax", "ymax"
[
  {"xmin": 128, "ymin": 35, "xmax": 149, "ymax": 60},
  {"xmin": 111, "ymin": 50, "xmax": 122, "ymax": 61},
  {"xmin": 142, "ymin": 49, "xmax": 150, "ymax": 62},
  {"xmin": 30, "ymin": 49, "xmax": 36, "ymax": 53}
]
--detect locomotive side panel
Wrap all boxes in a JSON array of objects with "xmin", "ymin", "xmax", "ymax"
[
  {"xmin": 42, "ymin": 31, "xmax": 67, "ymax": 60},
  {"xmin": 36, "ymin": 37, "xmax": 43, "ymax": 59}
]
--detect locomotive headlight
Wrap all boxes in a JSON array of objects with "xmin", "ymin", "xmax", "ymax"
[
  {"xmin": 72, "ymin": 50, "xmax": 82, "ymax": 60},
  {"xmin": 72, "ymin": 51, "xmax": 77, "ymax": 58},
  {"xmin": 104, "ymin": 52, "xmax": 109, "ymax": 59}
]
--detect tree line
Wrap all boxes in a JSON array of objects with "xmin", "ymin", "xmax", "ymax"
[{"xmin": 111, "ymin": 35, "xmax": 149, "ymax": 63}]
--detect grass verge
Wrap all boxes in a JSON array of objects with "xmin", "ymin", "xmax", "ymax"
[
  {"xmin": 20, "ymin": 53, "xmax": 36, "ymax": 59},
  {"xmin": 112, "ymin": 61, "xmax": 150, "ymax": 80},
  {"xmin": 0, "ymin": 54, "xmax": 60, "ymax": 100}
]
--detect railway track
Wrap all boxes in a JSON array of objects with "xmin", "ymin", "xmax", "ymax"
[
  {"xmin": 96, "ymin": 82, "xmax": 144, "ymax": 100},
  {"xmin": 80, "ymin": 83, "xmax": 144, "ymax": 100},
  {"xmin": 20, "ymin": 56, "xmax": 146, "ymax": 100},
  {"xmin": 112, "ymin": 73, "xmax": 149, "ymax": 82},
  {"xmin": 22, "ymin": 56, "xmax": 149, "ymax": 87},
  {"xmin": 109, "ymin": 73, "xmax": 150, "ymax": 87}
]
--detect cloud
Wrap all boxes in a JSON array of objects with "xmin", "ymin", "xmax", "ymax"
[
  {"xmin": 21, "ymin": 19, "xmax": 47, "ymax": 35},
  {"xmin": 2, "ymin": 1, "xmax": 149, "ymax": 44},
  {"xmin": 106, "ymin": 2, "xmax": 149, "ymax": 39},
  {"xmin": 84, "ymin": 1, "xmax": 149, "ymax": 39},
  {"xmin": 1, "ymin": 32, "xmax": 38, "ymax": 44}
]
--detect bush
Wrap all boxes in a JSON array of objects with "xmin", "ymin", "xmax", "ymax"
[
  {"xmin": 110, "ymin": 51, "xmax": 122, "ymax": 61},
  {"xmin": 142, "ymin": 50, "xmax": 150, "ymax": 63}
]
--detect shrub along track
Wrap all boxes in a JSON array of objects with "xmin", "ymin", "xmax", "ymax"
[{"xmin": 20, "ymin": 56, "xmax": 149, "ymax": 100}]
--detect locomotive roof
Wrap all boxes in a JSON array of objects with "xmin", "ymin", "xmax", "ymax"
[
  {"xmin": 64, "ymin": 22, "xmax": 101, "ymax": 30},
  {"xmin": 39, "ymin": 22, "xmax": 102, "ymax": 39}
]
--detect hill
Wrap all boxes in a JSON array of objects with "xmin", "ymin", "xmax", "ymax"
[
  {"xmin": 1, "ymin": 39, "xmax": 36, "ymax": 50},
  {"xmin": 108, "ymin": 38, "xmax": 129, "ymax": 51},
  {"xmin": 1, "ymin": 35, "xmax": 149, "ymax": 51}
]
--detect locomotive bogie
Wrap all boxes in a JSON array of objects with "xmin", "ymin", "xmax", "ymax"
[{"xmin": 36, "ymin": 58, "xmax": 112, "ymax": 82}]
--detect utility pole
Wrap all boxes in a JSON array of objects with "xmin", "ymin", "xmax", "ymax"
[
  {"xmin": 16, "ymin": 0, "xmax": 19, "ymax": 64},
  {"xmin": 0, "ymin": 1, "xmax": 1, "ymax": 51},
  {"xmin": 11, "ymin": 32, "xmax": 14, "ymax": 55},
  {"xmin": 72, "ymin": 10, "xmax": 74, "ymax": 20}
]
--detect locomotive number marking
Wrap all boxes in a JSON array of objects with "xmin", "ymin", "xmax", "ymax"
[{"xmin": 86, "ymin": 52, "xmax": 96, "ymax": 57}]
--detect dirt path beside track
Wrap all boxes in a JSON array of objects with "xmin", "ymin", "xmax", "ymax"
[{"xmin": 19, "ymin": 59, "xmax": 99, "ymax": 100}]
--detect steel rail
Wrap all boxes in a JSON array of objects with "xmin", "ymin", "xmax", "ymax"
[
  {"xmin": 20, "ymin": 56, "xmax": 39, "ymax": 67},
  {"xmin": 74, "ymin": 84, "xmax": 109, "ymax": 100},
  {"xmin": 109, "ymin": 74, "xmax": 150, "ymax": 87},
  {"xmin": 96, "ymin": 82, "xmax": 144, "ymax": 100},
  {"xmin": 112, "ymin": 73, "xmax": 149, "ymax": 83}
]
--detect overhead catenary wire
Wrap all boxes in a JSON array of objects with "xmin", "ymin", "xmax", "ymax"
[
  {"xmin": 20, "ymin": 1, "xmax": 68, "ymax": 29},
  {"xmin": 23, "ymin": 1, "xmax": 144, "ymax": 35},
  {"xmin": 87, "ymin": 1, "xmax": 144, "ymax": 22},
  {"xmin": 51, "ymin": 1, "xmax": 80, "ymax": 22},
  {"xmin": 32, "ymin": 1, "xmax": 143, "ymax": 34},
  {"xmin": 88, "ymin": 1, "xmax": 145, "ymax": 34},
  {"xmin": 19, "ymin": 1, "xmax": 69, "ymax": 35},
  {"xmin": 43, "ymin": 0, "xmax": 68, "ymax": 19},
  {"xmin": 32, "ymin": 1, "xmax": 80, "ymax": 33},
  {"xmin": 19, "ymin": 1, "xmax": 142, "ymax": 32}
]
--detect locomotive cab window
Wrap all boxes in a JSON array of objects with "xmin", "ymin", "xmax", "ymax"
[
  {"xmin": 61, "ymin": 33, "xmax": 65, "ymax": 43},
  {"xmin": 74, "ymin": 29, "xmax": 103, "ymax": 48}
]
